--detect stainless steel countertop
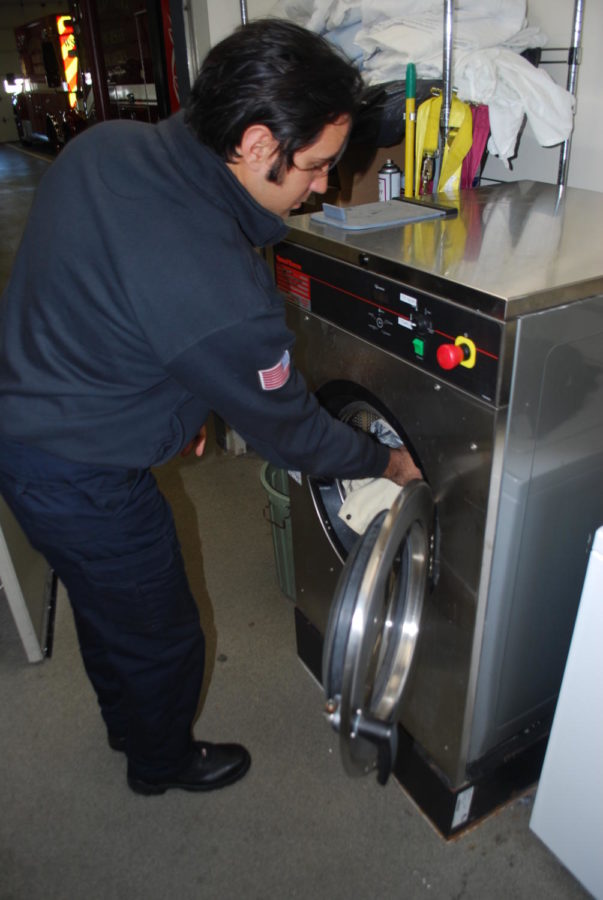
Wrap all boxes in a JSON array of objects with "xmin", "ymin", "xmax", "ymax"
[{"xmin": 284, "ymin": 181, "xmax": 603, "ymax": 320}]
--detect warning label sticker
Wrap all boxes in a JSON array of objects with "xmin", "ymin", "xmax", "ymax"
[{"xmin": 276, "ymin": 256, "xmax": 311, "ymax": 309}]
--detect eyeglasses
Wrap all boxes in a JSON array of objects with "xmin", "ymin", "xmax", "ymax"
[
  {"xmin": 292, "ymin": 141, "xmax": 349, "ymax": 177},
  {"xmin": 291, "ymin": 158, "xmax": 339, "ymax": 177}
]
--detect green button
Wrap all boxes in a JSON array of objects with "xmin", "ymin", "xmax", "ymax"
[{"xmin": 412, "ymin": 337, "xmax": 425, "ymax": 358}]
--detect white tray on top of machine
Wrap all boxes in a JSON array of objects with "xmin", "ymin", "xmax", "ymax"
[{"xmin": 310, "ymin": 199, "xmax": 457, "ymax": 231}]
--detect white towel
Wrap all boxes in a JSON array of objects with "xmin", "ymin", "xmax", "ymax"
[
  {"xmin": 336, "ymin": 416, "xmax": 403, "ymax": 534},
  {"xmin": 455, "ymin": 47, "xmax": 575, "ymax": 161},
  {"xmin": 338, "ymin": 477, "xmax": 402, "ymax": 535}
]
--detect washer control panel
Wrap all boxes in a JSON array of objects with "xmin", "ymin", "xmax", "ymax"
[{"xmin": 275, "ymin": 242, "xmax": 504, "ymax": 404}]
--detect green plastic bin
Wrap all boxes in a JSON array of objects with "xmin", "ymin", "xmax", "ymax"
[{"xmin": 260, "ymin": 463, "xmax": 296, "ymax": 600}]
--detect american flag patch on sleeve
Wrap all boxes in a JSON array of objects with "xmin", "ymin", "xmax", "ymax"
[{"xmin": 258, "ymin": 349, "xmax": 291, "ymax": 391}]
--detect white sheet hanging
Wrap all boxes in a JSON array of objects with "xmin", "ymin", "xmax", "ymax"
[{"xmin": 454, "ymin": 48, "xmax": 575, "ymax": 160}]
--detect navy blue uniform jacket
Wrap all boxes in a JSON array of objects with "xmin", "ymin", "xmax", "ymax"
[{"xmin": 0, "ymin": 112, "xmax": 388, "ymax": 479}]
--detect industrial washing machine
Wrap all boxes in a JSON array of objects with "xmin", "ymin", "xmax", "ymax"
[{"xmin": 269, "ymin": 181, "xmax": 603, "ymax": 837}]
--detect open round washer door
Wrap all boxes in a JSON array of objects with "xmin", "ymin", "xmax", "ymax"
[{"xmin": 322, "ymin": 479, "xmax": 434, "ymax": 785}]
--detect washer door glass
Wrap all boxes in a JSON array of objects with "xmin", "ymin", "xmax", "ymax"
[{"xmin": 322, "ymin": 479, "xmax": 434, "ymax": 785}]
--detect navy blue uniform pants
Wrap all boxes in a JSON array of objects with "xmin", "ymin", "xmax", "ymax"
[{"xmin": 0, "ymin": 438, "xmax": 205, "ymax": 780}]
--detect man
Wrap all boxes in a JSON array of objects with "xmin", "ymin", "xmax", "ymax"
[{"xmin": 0, "ymin": 19, "xmax": 420, "ymax": 795}]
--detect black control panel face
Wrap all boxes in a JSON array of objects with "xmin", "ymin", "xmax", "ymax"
[{"xmin": 274, "ymin": 241, "xmax": 503, "ymax": 405}]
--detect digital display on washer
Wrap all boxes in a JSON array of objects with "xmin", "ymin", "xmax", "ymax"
[{"xmin": 275, "ymin": 242, "xmax": 503, "ymax": 404}]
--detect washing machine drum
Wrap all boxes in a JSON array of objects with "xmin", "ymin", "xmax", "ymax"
[
  {"xmin": 311, "ymin": 403, "xmax": 405, "ymax": 559},
  {"xmin": 322, "ymin": 478, "xmax": 434, "ymax": 786}
]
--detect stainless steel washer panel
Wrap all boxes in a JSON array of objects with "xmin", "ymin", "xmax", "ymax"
[
  {"xmin": 285, "ymin": 182, "xmax": 603, "ymax": 320},
  {"xmin": 288, "ymin": 304, "xmax": 499, "ymax": 782},
  {"xmin": 465, "ymin": 293, "xmax": 603, "ymax": 764},
  {"xmin": 282, "ymin": 183, "xmax": 603, "ymax": 789}
]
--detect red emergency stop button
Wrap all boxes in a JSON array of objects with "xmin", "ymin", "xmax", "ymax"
[
  {"xmin": 437, "ymin": 343, "xmax": 466, "ymax": 370},
  {"xmin": 437, "ymin": 337, "xmax": 477, "ymax": 370}
]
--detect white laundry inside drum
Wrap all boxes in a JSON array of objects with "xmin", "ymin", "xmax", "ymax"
[{"xmin": 338, "ymin": 417, "xmax": 404, "ymax": 535}]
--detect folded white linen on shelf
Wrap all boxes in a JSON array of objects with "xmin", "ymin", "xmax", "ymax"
[{"xmin": 268, "ymin": 0, "xmax": 574, "ymax": 163}]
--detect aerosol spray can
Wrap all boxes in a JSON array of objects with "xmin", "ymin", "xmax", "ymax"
[{"xmin": 378, "ymin": 159, "xmax": 402, "ymax": 202}]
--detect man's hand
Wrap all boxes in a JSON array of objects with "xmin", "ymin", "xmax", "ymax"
[
  {"xmin": 180, "ymin": 425, "xmax": 208, "ymax": 458},
  {"xmin": 382, "ymin": 447, "xmax": 423, "ymax": 487}
]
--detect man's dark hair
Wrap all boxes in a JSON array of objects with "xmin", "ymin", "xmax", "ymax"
[{"xmin": 184, "ymin": 18, "xmax": 363, "ymax": 181}]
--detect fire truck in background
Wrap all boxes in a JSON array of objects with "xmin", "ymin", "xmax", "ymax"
[
  {"xmin": 9, "ymin": 0, "xmax": 180, "ymax": 152},
  {"xmin": 10, "ymin": 13, "xmax": 88, "ymax": 150}
]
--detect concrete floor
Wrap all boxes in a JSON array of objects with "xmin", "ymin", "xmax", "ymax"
[
  {"xmin": 0, "ymin": 142, "xmax": 590, "ymax": 899},
  {"xmin": 0, "ymin": 144, "xmax": 52, "ymax": 290}
]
